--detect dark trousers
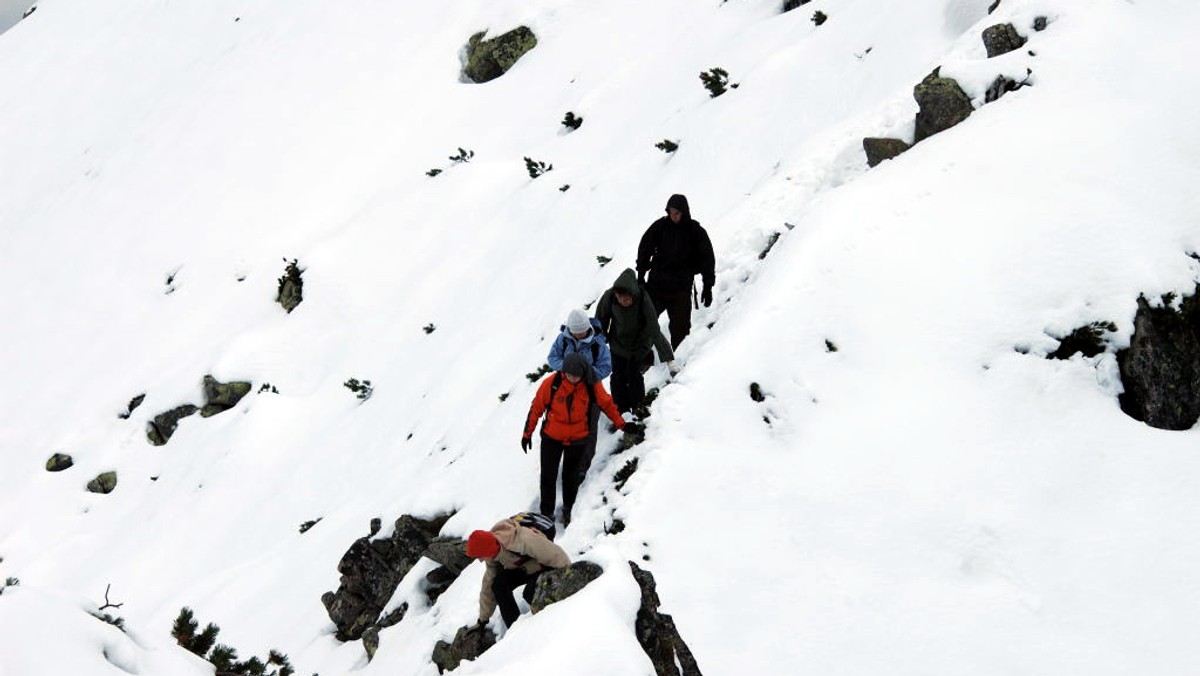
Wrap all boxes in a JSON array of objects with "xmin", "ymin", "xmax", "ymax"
[
  {"xmin": 611, "ymin": 353, "xmax": 646, "ymax": 414},
  {"xmin": 492, "ymin": 566, "xmax": 540, "ymax": 627},
  {"xmin": 540, "ymin": 436, "xmax": 586, "ymax": 521},
  {"xmin": 649, "ymin": 285, "xmax": 694, "ymax": 349}
]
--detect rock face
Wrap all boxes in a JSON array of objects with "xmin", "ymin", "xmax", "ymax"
[
  {"xmin": 1118, "ymin": 290, "xmax": 1200, "ymax": 430},
  {"xmin": 276, "ymin": 259, "xmax": 303, "ymax": 313},
  {"xmin": 630, "ymin": 562, "xmax": 702, "ymax": 676},
  {"xmin": 984, "ymin": 75, "xmax": 1024, "ymax": 103},
  {"xmin": 147, "ymin": 405, "xmax": 199, "ymax": 445},
  {"xmin": 982, "ymin": 23, "xmax": 1027, "ymax": 58},
  {"xmin": 200, "ymin": 375, "xmax": 251, "ymax": 417},
  {"xmin": 86, "ymin": 471, "xmax": 118, "ymax": 494},
  {"xmin": 912, "ymin": 68, "xmax": 974, "ymax": 144},
  {"xmin": 863, "ymin": 137, "xmax": 911, "ymax": 167},
  {"xmin": 463, "ymin": 27, "xmax": 537, "ymax": 83},
  {"xmin": 321, "ymin": 514, "xmax": 451, "ymax": 642},
  {"xmin": 529, "ymin": 561, "xmax": 604, "ymax": 613},
  {"xmin": 781, "ymin": 0, "xmax": 810, "ymax": 11},
  {"xmin": 46, "ymin": 453, "xmax": 74, "ymax": 472},
  {"xmin": 431, "ymin": 623, "xmax": 496, "ymax": 673},
  {"xmin": 422, "ymin": 537, "xmax": 473, "ymax": 604}
]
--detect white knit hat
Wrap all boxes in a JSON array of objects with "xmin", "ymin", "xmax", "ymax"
[{"xmin": 566, "ymin": 309, "xmax": 591, "ymax": 334}]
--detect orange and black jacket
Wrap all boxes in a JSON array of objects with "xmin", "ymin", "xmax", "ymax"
[{"xmin": 523, "ymin": 374, "xmax": 625, "ymax": 444}]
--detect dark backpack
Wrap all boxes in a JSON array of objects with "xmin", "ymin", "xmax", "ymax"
[
  {"xmin": 544, "ymin": 373, "xmax": 597, "ymax": 436},
  {"xmin": 512, "ymin": 511, "xmax": 556, "ymax": 542}
]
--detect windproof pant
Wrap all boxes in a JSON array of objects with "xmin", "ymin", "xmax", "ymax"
[
  {"xmin": 491, "ymin": 566, "xmax": 541, "ymax": 627},
  {"xmin": 610, "ymin": 353, "xmax": 646, "ymax": 415},
  {"xmin": 648, "ymin": 285, "xmax": 694, "ymax": 349},
  {"xmin": 540, "ymin": 436, "xmax": 586, "ymax": 523}
]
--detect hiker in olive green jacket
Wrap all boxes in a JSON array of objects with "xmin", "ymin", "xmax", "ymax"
[
  {"xmin": 596, "ymin": 268, "xmax": 677, "ymax": 414},
  {"xmin": 466, "ymin": 516, "xmax": 570, "ymax": 627}
]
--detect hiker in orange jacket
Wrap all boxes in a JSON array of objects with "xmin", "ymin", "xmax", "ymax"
[{"xmin": 522, "ymin": 353, "xmax": 639, "ymax": 526}]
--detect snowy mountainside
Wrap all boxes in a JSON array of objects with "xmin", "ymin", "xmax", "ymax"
[{"xmin": 2, "ymin": 0, "xmax": 1200, "ymax": 674}]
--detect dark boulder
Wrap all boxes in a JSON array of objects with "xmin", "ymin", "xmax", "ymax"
[
  {"xmin": 421, "ymin": 537, "xmax": 473, "ymax": 604},
  {"xmin": 86, "ymin": 471, "xmax": 118, "ymax": 494},
  {"xmin": 781, "ymin": 0, "xmax": 810, "ymax": 11},
  {"xmin": 984, "ymin": 75, "xmax": 1026, "ymax": 103},
  {"xmin": 118, "ymin": 393, "xmax": 145, "ymax": 419},
  {"xmin": 463, "ymin": 27, "xmax": 537, "ymax": 84},
  {"xmin": 276, "ymin": 259, "xmax": 303, "ymax": 313},
  {"xmin": 321, "ymin": 514, "xmax": 451, "ymax": 641},
  {"xmin": 1033, "ymin": 16, "xmax": 1048, "ymax": 31},
  {"xmin": 1048, "ymin": 321, "xmax": 1116, "ymax": 360},
  {"xmin": 431, "ymin": 623, "xmax": 496, "ymax": 673},
  {"xmin": 200, "ymin": 375, "xmax": 251, "ymax": 417},
  {"xmin": 1118, "ymin": 289, "xmax": 1200, "ymax": 430},
  {"xmin": 630, "ymin": 562, "xmax": 702, "ymax": 676},
  {"xmin": 46, "ymin": 453, "xmax": 74, "ymax": 472},
  {"xmin": 863, "ymin": 138, "xmax": 911, "ymax": 167},
  {"xmin": 912, "ymin": 68, "xmax": 974, "ymax": 144},
  {"xmin": 982, "ymin": 23, "xmax": 1027, "ymax": 58},
  {"xmin": 529, "ymin": 561, "xmax": 604, "ymax": 613},
  {"xmin": 147, "ymin": 405, "xmax": 199, "ymax": 445}
]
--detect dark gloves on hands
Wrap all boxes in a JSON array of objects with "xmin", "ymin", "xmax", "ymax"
[
  {"xmin": 521, "ymin": 436, "xmax": 532, "ymax": 453},
  {"xmin": 701, "ymin": 285, "xmax": 713, "ymax": 307}
]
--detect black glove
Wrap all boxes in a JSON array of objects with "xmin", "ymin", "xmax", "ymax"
[
  {"xmin": 623, "ymin": 421, "xmax": 643, "ymax": 436},
  {"xmin": 701, "ymin": 285, "xmax": 713, "ymax": 307},
  {"xmin": 521, "ymin": 436, "xmax": 532, "ymax": 453}
]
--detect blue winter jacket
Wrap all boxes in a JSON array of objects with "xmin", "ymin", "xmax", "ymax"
[{"xmin": 547, "ymin": 318, "xmax": 613, "ymax": 380}]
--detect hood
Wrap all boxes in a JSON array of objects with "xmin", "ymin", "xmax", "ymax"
[
  {"xmin": 613, "ymin": 268, "xmax": 640, "ymax": 295},
  {"xmin": 665, "ymin": 193, "xmax": 691, "ymax": 221}
]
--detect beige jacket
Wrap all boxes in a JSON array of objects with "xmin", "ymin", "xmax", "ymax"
[{"xmin": 478, "ymin": 518, "xmax": 570, "ymax": 621}]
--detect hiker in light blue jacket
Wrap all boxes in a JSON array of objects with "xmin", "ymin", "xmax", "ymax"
[
  {"xmin": 547, "ymin": 308, "xmax": 612, "ymax": 381},
  {"xmin": 546, "ymin": 308, "xmax": 613, "ymax": 487}
]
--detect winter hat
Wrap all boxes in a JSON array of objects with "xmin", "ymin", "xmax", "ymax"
[
  {"xmin": 466, "ymin": 530, "xmax": 500, "ymax": 559},
  {"xmin": 566, "ymin": 308, "xmax": 591, "ymax": 335},
  {"xmin": 562, "ymin": 353, "xmax": 589, "ymax": 378},
  {"xmin": 665, "ymin": 194, "xmax": 690, "ymax": 220}
]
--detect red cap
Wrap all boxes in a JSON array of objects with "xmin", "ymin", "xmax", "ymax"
[{"xmin": 466, "ymin": 530, "xmax": 501, "ymax": 559}]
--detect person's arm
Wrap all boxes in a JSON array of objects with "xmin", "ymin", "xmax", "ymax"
[
  {"xmin": 636, "ymin": 223, "xmax": 658, "ymax": 282},
  {"xmin": 478, "ymin": 561, "xmax": 499, "ymax": 622},
  {"xmin": 642, "ymin": 295, "xmax": 675, "ymax": 363},
  {"xmin": 547, "ymin": 334, "xmax": 566, "ymax": 373},
  {"xmin": 698, "ymin": 226, "xmax": 716, "ymax": 291},
  {"xmin": 524, "ymin": 378, "xmax": 552, "ymax": 438},
  {"xmin": 593, "ymin": 337, "xmax": 613, "ymax": 380},
  {"xmin": 595, "ymin": 292, "xmax": 613, "ymax": 335},
  {"xmin": 592, "ymin": 382, "xmax": 625, "ymax": 430},
  {"xmin": 522, "ymin": 532, "xmax": 571, "ymax": 569}
]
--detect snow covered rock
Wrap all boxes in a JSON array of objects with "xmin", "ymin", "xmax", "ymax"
[
  {"xmin": 982, "ymin": 23, "xmax": 1027, "ymax": 58},
  {"xmin": 86, "ymin": 471, "xmax": 117, "ymax": 494},
  {"xmin": 431, "ymin": 623, "xmax": 496, "ymax": 674},
  {"xmin": 630, "ymin": 562, "xmax": 701, "ymax": 676},
  {"xmin": 529, "ymin": 561, "xmax": 603, "ymax": 613},
  {"xmin": 199, "ymin": 375, "xmax": 251, "ymax": 418},
  {"xmin": 1118, "ymin": 288, "xmax": 1200, "ymax": 430},
  {"xmin": 463, "ymin": 27, "xmax": 537, "ymax": 84},
  {"xmin": 863, "ymin": 138, "xmax": 911, "ymax": 167},
  {"xmin": 913, "ymin": 68, "xmax": 974, "ymax": 143},
  {"xmin": 45, "ymin": 453, "xmax": 73, "ymax": 472},
  {"xmin": 146, "ymin": 404, "xmax": 199, "ymax": 446}
]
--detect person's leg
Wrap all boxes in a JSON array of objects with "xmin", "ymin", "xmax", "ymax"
[
  {"xmin": 492, "ymin": 567, "xmax": 530, "ymax": 627},
  {"xmin": 665, "ymin": 288, "xmax": 693, "ymax": 349},
  {"xmin": 610, "ymin": 354, "xmax": 634, "ymax": 413},
  {"xmin": 521, "ymin": 569, "xmax": 544, "ymax": 606},
  {"xmin": 539, "ymin": 437, "xmax": 564, "ymax": 518},
  {"xmin": 560, "ymin": 443, "xmax": 586, "ymax": 525},
  {"xmin": 581, "ymin": 401, "xmax": 600, "ymax": 471},
  {"xmin": 629, "ymin": 352, "xmax": 648, "ymax": 411}
]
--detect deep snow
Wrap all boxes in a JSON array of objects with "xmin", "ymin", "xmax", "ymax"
[{"xmin": 2, "ymin": 0, "xmax": 1200, "ymax": 674}]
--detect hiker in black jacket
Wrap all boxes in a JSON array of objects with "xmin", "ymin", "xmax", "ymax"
[
  {"xmin": 636, "ymin": 194, "xmax": 716, "ymax": 349},
  {"xmin": 596, "ymin": 268, "xmax": 676, "ymax": 415}
]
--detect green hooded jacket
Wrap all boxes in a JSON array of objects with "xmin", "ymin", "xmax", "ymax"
[{"xmin": 596, "ymin": 268, "xmax": 674, "ymax": 362}]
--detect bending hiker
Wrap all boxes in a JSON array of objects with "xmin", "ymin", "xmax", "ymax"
[
  {"xmin": 522, "ymin": 353, "xmax": 636, "ymax": 526},
  {"xmin": 636, "ymin": 193, "xmax": 716, "ymax": 349},
  {"xmin": 547, "ymin": 308, "xmax": 613, "ymax": 479},
  {"xmin": 467, "ymin": 513, "xmax": 569, "ymax": 628},
  {"xmin": 596, "ymin": 268, "xmax": 676, "ymax": 415}
]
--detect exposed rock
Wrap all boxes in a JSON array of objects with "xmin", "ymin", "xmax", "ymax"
[
  {"xmin": 200, "ymin": 375, "xmax": 251, "ymax": 418},
  {"xmin": 1033, "ymin": 16, "xmax": 1048, "ymax": 31},
  {"xmin": 984, "ymin": 75, "xmax": 1025, "ymax": 103},
  {"xmin": 982, "ymin": 23, "xmax": 1027, "ymax": 58},
  {"xmin": 423, "ymin": 537, "xmax": 472, "ymax": 575},
  {"xmin": 630, "ymin": 562, "xmax": 702, "ymax": 676},
  {"xmin": 912, "ymin": 68, "xmax": 974, "ymax": 144},
  {"xmin": 118, "ymin": 393, "xmax": 145, "ymax": 419},
  {"xmin": 362, "ymin": 626, "xmax": 380, "ymax": 661},
  {"xmin": 46, "ymin": 453, "xmax": 74, "ymax": 472},
  {"xmin": 529, "ymin": 561, "xmax": 604, "ymax": 613},
  {"xmin": 1049, "ymin": 321, "xmax": 1116, "ymax": 360},
  {"xmin": 276, "ymin": 259, "xmax": 303, "ymax": 313},
  {"xmin": 147, "ymin": 405, "xmax": 199, "ymax": 445},
  {"xmin": 86, "ymin": 471, "xmax": 118, "ymax": 494},
  {"xmin": 431, "ymin": 623, "xmax": 496, "ymax": 673},
  {"xmin": 424, "ymin": 566, "xmax": 459, "ymax": 604},
  {"xmin": 781, "ymin": 0, "xmax": 810, "ymax": 11},
  {"xmin": 863, "ymin": 137, "xmax": 911, "ymax": 167},
  {"xmin": 463, "ymin": 26, "xmax": 537, "ymax": 84},
  {"xmin": 321, "ymin": 513, "xmax": 452, "ymax": 641},
  {"xmin": 1118, "ymin": 290, "xmax": 1200, "ymax": 430},
  {"xmin": 987, "ymin": 0, "xmax": 1001, "ymax": 13}
]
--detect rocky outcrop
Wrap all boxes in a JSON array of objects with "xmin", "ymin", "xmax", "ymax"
[
  {"xmin": 431, "ymin": 623, "xmax": 496, "ymax": 673},
  {"xmin": 781, "ymin": 0, "xmax": 810, "ymax": 11},
  {"xmin": 147, "ymin": 405, "xmax": 199, "ymax": 445},
  {"xmin": 913, "ymin": 68, "xmax": 974, "ymax": 143},
  {"xmin": 463, "ymin": 27, "xmax": 537, "ymax": 83},
  {"xmin": 86, "ymin": 471, "xmax": 118, "ymax": 494},
  {"xmin": 422, "ymin": 537, "xmax": 473, "ymax": 604},
  {"xmin": 982, "ymin": 23, "xmax": 1027, "ymax": 58},
  {"xmin": 1048, "ymin": 321, "xmax": 1116, "ymax": 360},
  {"xmin": 200, "ymin": 375, "xmax": 251, "ymax": 418},
  {"xmin": 46, "ymin": 453, "xmax": 74, "ymax": 472},
  {"xmin": 630, "ymin": 562, "xmax": 702, "ymax": 676},
  {"xmin": 276, "ymin": 259, "xmax": 303, "ymax": 313},
  {"xmin": 321, "ymin": 514, "xmax": 451, "ymax": 642},
  {"xmin": 529, "ymin": 561, "xmax": 604, "ymax": 613},
  {"xmin": 1118, "ymin": 289, "xmax": 1200, "ymax": 430},
  {"xmin": 863, "ymin": 138, "xmax": 911, "ymax": 167},
  {"xmin": 985, "ymin": 74, "xmax": 1025, "ymax": 103}
]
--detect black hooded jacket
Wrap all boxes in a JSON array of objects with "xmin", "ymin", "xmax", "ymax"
[{"xmin": 636, "ymin": 194, "xmax": 715, "ymax": 293}]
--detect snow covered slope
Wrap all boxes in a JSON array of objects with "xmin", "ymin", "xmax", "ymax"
[{"xmin": 2, "ymin": 0, "xmax": 1199, "ymax": 673}]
